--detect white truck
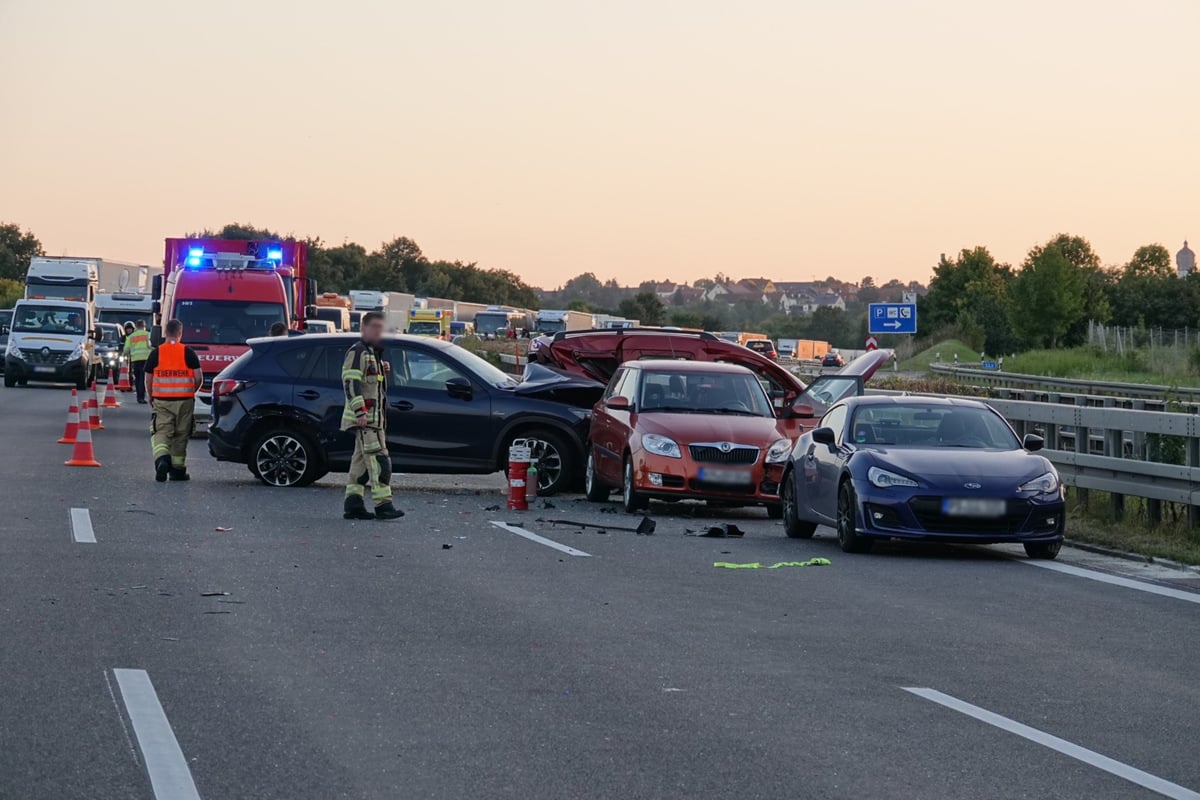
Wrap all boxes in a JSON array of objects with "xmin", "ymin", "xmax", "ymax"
[
  {"xmin": 598, "ymin": 315, "xmax": 637, "ymax": 329},
  {"xmin": 4, "ymin": 298, "xmax": 97, "ymax": 389},
  {"xmin": 534, "ymin": 309, "xmax": 595, "ymax": 334},
  {"xmin": 24, "ymin": 257, "xmax": 100, "ymax": 304},
  {"xmin": 349, "ymin": 291, "xmax": 416, "ymax": 333},
  {"xmin": 473, "ymin": 306, "xmax": 534, "ymax": 338},
  {"xmin": 96, "ymin": 291, "xmax": 155, "ymax": 329}
]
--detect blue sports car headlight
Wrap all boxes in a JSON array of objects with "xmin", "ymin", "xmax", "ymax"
[
  {"xmin": 1018, "ymin": 471, "xmax": 1060, "ymax": 496},
  {"xmin": 868, "ymin": 466, "xmax": 918, "ymax": 489}
]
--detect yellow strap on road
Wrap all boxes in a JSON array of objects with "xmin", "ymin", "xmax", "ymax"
[{"xmin": 713, "ymin": 558, "xmax": 831, "ymax": 569}]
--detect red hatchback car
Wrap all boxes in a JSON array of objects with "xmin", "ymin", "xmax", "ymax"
[{"xmin": 584, "ymin": 360, "xmax": 794, "ymax": 515}]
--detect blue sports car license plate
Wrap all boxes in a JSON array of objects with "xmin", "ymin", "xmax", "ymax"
[{"xmin": 942, "ymin": 497, "xmax": 1006, "ymax": 517}]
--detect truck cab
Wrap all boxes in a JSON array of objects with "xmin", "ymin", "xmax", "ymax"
[
  {"xmin": 408, "ymin": 308, "xmax": 451, "ymax": 338},
  {"xmin": 4, "ymin": 298, "xmax": 97, "ymax": 389},
  {"xmin": 25, "ymin": 258, "xmax": 99, "ymax": 305}
]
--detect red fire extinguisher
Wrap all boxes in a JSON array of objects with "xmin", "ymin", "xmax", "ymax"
[{"xmin": 507, "ymin": 440, "xmax": 531, "ymax": 511}]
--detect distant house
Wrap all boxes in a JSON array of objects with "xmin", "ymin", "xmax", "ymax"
[
  {"xmin": 674, "ymin": 285, "xmax": 705, "ymax": 304},
  {"xmin": 704, "ymin": 281, "xmax": 758, "ymax": 303},
  {"xmin": 652, "ymin": 281, "xmax": 679, "ymax": 301},
  {"xmin": 782, "ymin": 291, "xmax": 845, "ymax": 315}
]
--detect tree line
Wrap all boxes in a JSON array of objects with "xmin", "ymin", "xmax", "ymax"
[
  {"xmin": 921, "ymin": 233, "xmax": 1198, "ymax": 354},
  {"xmin": 0, "ymin": 221, "xmax": 541, "ymax": 310}
]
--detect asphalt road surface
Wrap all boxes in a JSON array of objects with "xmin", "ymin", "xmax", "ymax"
[{"xmin": 3, "ymin": 382, "xmax": 1199, "ymax": 800}]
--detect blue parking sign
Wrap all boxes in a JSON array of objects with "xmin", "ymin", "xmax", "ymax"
[{"xmin": 868, "ymin": 303, "xmax": 918, "ymax": 335}]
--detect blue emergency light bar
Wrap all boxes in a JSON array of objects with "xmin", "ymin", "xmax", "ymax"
[{"xmin": 267, "ymin": 248, "xmax": 283, "ymax": 261}]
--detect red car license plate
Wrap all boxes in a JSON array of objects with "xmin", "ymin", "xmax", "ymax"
[{"xmin": 698, "ymin": 468, "xmax": 752, "ymax": 485}]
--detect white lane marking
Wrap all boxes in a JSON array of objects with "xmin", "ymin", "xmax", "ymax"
[
  {"xmin": 489, "ymin": 521, "xmax": 591, "ymax": 557},
  {"xmin": 1019, "ymin": 559, "xmax": 1200, "ymax": 606},
  {"xmin": 904, "ymin": 688, "xmax": 1200, "ymax": 800},
  {"xmin": 113, "ymin": 669, "xmax": 202, "ymax": 800},
  {"xmin": 70, "ymin": 508, "xmax": 96, "ymax": 543}
]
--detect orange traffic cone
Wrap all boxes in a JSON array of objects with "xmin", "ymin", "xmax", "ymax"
[
  {"xmin": 86, "ymin": 389, "xmax": 104, "ymax": 431},
  {"xmin": 102, "ymin": 376, "xmax": 120, "ymax": 408},
  {"xmin": 116, "ymin": 363, "xmax": 132, "ymax": 392},
  {"xmin": 65, "ymin": 414, "xmax": 101, "ymax": 467},
  {"xmin": 57, "ymin": 388, "xmax": 80, "ymax": 444}
]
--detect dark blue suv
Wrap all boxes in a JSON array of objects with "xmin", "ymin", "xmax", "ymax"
[{"xmin": 208, "ymin": 334, "xmax": 598, "ymax": 494}]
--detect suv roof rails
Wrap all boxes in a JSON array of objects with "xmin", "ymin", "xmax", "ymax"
[{"xmin": 551, "ymin": 328, "xmax": 718, "ymax": 342}]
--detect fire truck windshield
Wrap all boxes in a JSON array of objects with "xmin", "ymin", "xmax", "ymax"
[{"xmin": 175, "ymin": 300, "xmax": 287, "ymax": 344}]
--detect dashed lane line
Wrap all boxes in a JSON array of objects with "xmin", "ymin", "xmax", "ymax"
[
  {"xmin": 113, "ymin": 669, "xmax": 202, "ymax": 800},
  {"xmin": 1019, "ymin": 559, "xmax": 1200, "ymax": 606},
  {"xmin": 489, "ymin": 520, "xmax": 591, "ymax": 557},
  {"xmin": 70, "ymin": 508, "xmax": 96, "ymax": 543},
  {"xmin": 904, "ymin": 687, "xmax": 1200, "ymax": 800}
]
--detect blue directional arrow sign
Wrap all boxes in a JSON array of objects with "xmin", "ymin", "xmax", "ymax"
[{"xmin": 868, "ymin": 303, "xmax": 918, "ymax": 335}]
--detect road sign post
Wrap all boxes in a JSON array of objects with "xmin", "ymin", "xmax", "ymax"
[{"xmin": 868, "ymin": 303, "xmax": 918, "ymax": 335}]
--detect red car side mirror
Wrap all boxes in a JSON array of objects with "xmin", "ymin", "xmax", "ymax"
[{"xmin": 606, "ymin": 396, "xmax": 631, "ymax": 411}]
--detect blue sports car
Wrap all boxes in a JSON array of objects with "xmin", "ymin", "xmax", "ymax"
[{"xmin": 780, "ymin": 396, "xmax": 1065, "ymax": 558}]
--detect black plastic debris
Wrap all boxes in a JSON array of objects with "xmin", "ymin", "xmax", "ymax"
[
  {"xmin": 484, "ymin": 504, "xmax": 501, "ymax": 511},
  {"xmin": 599, "ymin": 506, "xmax": 618, "ymax": 514},
  {"xmin": 686, "ymin": 524, "xmax": 745, "ymax": 538},
  {"xmin": 536, "ymin": 516, "xmax": 655, "ymax": 535},
  {"xmin": 442, "ymin": 544, "xmax": 453, "ymax": 550},
  {"xmin": 200, "ymin": 591, "xmax": 229, "ymax": 597},
  {"xmin": 541, "ymin": 500, "xmax": 556, "ymax": 509}
]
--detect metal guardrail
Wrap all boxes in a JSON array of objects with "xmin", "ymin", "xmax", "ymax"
[
  {"xmin": 930, "ymin": 364, "xmax": 1200, "ymax": 403},
  {"xmin": 985, "ymin": 399, "xmax": 1200, "ymax": 518}
]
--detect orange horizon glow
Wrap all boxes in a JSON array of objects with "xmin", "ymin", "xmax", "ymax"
[{"xmin": 2, "ymin": 0, "xmax": 1197, "ymax": 289}]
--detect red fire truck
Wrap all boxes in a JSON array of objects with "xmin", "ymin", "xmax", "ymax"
[{"xmin": 154, "ymin": 238, "xmax": 313, "ymax": 420}]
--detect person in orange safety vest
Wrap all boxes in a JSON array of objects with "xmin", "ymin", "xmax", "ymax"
[{"xmin": 143, "ymin": 318, "xmax": 203, "ymax": 482}]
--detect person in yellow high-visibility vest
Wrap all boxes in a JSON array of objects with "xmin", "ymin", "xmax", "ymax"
[{"xmin": 123, "ymin": 320, "xmax": 154, "ymax": 404}]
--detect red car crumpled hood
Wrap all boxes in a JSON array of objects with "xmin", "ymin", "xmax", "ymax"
[{"xmin": 634, "ymin": 412, "xmax": 788, "ymax": 445}]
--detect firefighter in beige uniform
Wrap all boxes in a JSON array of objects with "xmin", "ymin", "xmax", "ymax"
[{"xmin": 341, "ymin": 311, "xmax": 404, "ymax": 521}]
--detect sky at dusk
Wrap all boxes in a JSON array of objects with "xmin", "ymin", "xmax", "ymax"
[{"xmin": 2, "ymin": 0, "xmax": 1197, "ymax": 288}]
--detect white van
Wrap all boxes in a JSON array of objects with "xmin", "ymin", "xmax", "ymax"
[{"xmin": 4, "ymin": 299, "xmax": 97, "ymax": 389}]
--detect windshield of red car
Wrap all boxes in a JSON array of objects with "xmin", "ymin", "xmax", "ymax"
[
  {"xmin": 850, "ymin": 404, "xmax": 1019, "ymax": 449},
  {"xmin": 637, "ymin": 370, "xmax": 774, "ymax": 416}
]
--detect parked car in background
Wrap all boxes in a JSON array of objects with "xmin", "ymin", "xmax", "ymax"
[
  {"xmin": 94, "ymin": 322, "xmax": 125, "ymax": 383},
  {"xmin": 304, "ymin": 319, "xmax": 337, "ymax": 333},
  {"xmin": 744, "ymin": 338, "xmax": 778, "ymax": 360},
  {"xmin": 821, "ymin": 352, "xmax": 845, "ymax": 368},
  {"xmin": 208, "ymin": 334, "xmax": 602, "ymax": 494},
  {"xmin": 779, "ymin": 396, "xmax": 1064, "ymax": 558},
  {"xmin": 585, "ymin": 360, "xmax": 792, "ymax": 515}
]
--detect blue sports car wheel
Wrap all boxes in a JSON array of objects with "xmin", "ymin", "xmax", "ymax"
[{"xmin": 836, "ymin": 481, "xmax": 873, "ymax": 553}]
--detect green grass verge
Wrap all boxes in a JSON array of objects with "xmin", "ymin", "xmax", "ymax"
[
  {"xmin": 1005, "ymin": 346, "xmax": 1200, "ymax": 387},
  {"xmin": 1066, "ymin": 489, "xmax": 1200, "ymax": 565},
  {"xmin": 900, "ymin": 339, "xmax": 978, "ymax": 372}
]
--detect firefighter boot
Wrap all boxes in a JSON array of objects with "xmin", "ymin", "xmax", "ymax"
[
  {"xmin": 373, "ymin": 502, "xmax": 405, "ymax": 521},
  {"xmin": 155, "ymin": 456, "xmax": 171, "ymax": 483},
  {"xmin": 169, "ymin": 468, "xmax": 190, "ymax": 482},
  {"xmin": 343, "ymin": 496, "xmax": 375, "ymax": 520}
]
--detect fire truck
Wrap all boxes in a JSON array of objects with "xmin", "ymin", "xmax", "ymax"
[{"xmin": 154, "ymin": 238, "xmax": 313, "ymax": 421}]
